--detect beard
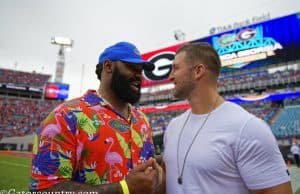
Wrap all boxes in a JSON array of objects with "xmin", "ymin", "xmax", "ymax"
[
  {"xmin": 110, "ymin": 67, "xmax": 141, "ymax": 104},
  {"xmin": 173, "ymin": 79, "xmax": 194, "ymax": 99}
]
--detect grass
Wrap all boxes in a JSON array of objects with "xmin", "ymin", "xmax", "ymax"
[
  {"xmin": 0, "ymin": 154, "xmax": 300, "ymax": 193},
  {"xmin": 0, "ymin": 155, "xmax": 30, "ymax": 191}
]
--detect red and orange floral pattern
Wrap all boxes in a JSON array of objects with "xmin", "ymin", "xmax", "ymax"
[{"xmin": 30, "ymin": 90, "xmax": 154, "ymax": 190}]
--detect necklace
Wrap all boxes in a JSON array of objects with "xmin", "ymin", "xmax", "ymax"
[{"xmin": 176, "ymin": 96, "xmax": 219, "ymax": 185}]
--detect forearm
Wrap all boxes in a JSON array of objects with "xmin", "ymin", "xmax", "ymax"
[{"xmin": 40, "ymin": 181, "xmax": 122, "ymax": 194}]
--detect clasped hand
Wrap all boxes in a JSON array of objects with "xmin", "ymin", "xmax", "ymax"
[{"xmin": 125, "ymin": 158, "xmax": 164, "ymax": 194}]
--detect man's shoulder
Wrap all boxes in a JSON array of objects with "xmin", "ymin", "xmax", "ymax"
[
  {"xmin": 209, "ymin": 101, "xmax": 259, "ymax": 136},
  {"xmin": 49, "ymin": 97, "xmax": 82, "ymax": 115},
  {"xmin": 132, "ymin": 108, "xmax": 152, "ymax": 125},
  {"xmin": 62, "ymin": 97, "xmax": 83, "ymax": 107},
  {"xmin": 221, "ymin": 101, "xmax": 249, "ymax": 113},
  {"xmin": 61, "ymin": 90, "xmax": 104, "ymax": 109},
  {"xmin": 168, "ymin": 109, "xmax": 190, "ymax": 126},
  {"xmin": 60, "ymin": 91, "xmax": 98, "ymax": 110},
  {"xmin": 215, "ymin": 101, "xmax": 253, "ymax": 122}
]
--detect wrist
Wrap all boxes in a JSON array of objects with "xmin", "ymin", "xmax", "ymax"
[{"xmin": 119, "ymin": 179, "xmax": 130, "ymax": 194}]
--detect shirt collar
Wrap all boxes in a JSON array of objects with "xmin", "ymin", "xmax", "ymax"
[{"xmin": 82, "ymin": 90, "xmax": 133, "ymax": 122}]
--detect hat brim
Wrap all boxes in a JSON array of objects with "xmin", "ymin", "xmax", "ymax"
[{"xmin": 120, "ymin": 58, "xmax": 155, "ymax": 71}]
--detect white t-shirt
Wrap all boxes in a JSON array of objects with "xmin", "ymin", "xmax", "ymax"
[
  {"xmin": 290, "ymin": 144, "xmax": 300, "ymax": 155},
  {"xmin": 163, "ymin": 101, "xmax": 290, "ymax": 194}
]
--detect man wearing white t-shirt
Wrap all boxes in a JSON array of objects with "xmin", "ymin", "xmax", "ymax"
[
  {"xmin": 290, "ymin": 142, "xmax": 300, "ymax": 167},
  {"xmin": 163, "ymin": 42, "xmax": 292, "ymax": 194}
]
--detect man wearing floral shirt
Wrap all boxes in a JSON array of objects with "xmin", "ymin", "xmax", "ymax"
[{"xmin": 30, "ymin": 42, "xmax": 164, "ymax": 194}]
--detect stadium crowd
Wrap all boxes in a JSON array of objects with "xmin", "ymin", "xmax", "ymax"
[
  {"xmin": 0, "ymin": 68, "xmax": 50, "ymax": 88},
  {"xmin": 1, "ymin": 96, "xmax": 298, "ymax": 140},
  {"xmin": 0, "ymin": 66, "xmax": 299, "ymax": 140},
  {"xmin": 218, "ymin": 69, "xmax": 300, "ymax": 92},
  {"xmin": 0, "ymin": 97, "xmax": 61, "ymax": 137},
  {"xmin": 145, "ymin": 99, "xmax": 300, "ymax": 139},
  {"xmin": 140, "ymin": 68, "xmax": 300, "ymax": 103}
]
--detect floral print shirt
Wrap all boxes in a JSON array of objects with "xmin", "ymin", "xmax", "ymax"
[{"xmin": 30, "ymin": 90, "xmax": 154, "ymax": 190}]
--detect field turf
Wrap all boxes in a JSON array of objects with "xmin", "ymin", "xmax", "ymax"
[{"xmin": 0, "ymin": 152, "xmax": 299, "ymax": 193}]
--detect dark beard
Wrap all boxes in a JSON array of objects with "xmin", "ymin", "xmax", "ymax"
[{"xmin": 110, "ymin": 67, "xmax": 141, "ymax": 104}]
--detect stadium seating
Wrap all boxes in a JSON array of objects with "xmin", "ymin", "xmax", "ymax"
[
  {"xmin": 271, "ymin": 106, "xmax": 300, "ymax": 138},
  {"xmin": 0, "ymin": 97, "xmax": 60, "ymax": 137},
  {"xmin": 241, "ymin": 101, "xmax": 279, "ymax": 124},
  {"xmin": 0, "ymin": 66, "xmax": 299, "ymax": 142},
  {"xmin": 143, "ymin": 99, "xmax": 300, "ymax": 139},
  {"xmin": 285, "ymin": 98, "xmax": 300, "ymax": 106},
  {"xmin": 218, "ymin": 69, "xmax": 300, "ymax": 93},
  {"xmin": 140, "ymin": 89, "xmax": 174, "ymax": 104},
  {"xmin": 0, "ymin": 68, "xmax": 50, "ymax": 88},
  {"xmin": 1, "ymin": 96, "xmax": 299, "ymax": 139},
  {"xmin": 140, "ymin": 68, "xmax": 300, "ymax": 104},
  {"xmin": 146, "ymin": 110, "xmax": 184, "ymax": 132}
]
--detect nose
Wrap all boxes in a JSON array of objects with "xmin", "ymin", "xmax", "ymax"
[
  {"xmin": 169, "ymin": 68, "xmax": 174, "ymax": 81},
  {"xmin": 129, "ymin": 66, "xmax": 143, "ymax": 79},
  {"xmin": 135, "ymin": 72, "xmax": 143, "ymax": 80}
]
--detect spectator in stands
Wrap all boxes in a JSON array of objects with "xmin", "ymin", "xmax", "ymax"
[
  {"xmin": 0, "ymin": 97, "xmax": 61, "ymax": 137},
  {"xmin": 163, "ymin": 42, "xmax": 292, "ymax": 194},
  {"xmin": 290, "ymin": 141, "xmax": 300, "ymax": 167},
  {"xmin": 30, "ymin": 42, "xmax": 164, "ymax": 194},
  {"xmin": 0, "ymin": 68, "xmax": 50, "ymax": 87},
  {"xmin": 20, "ymin": 143, "xmax": 24, "ymax": 151}
]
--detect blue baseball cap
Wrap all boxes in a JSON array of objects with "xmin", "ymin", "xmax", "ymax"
[{"xmin": 98, "ymin": 42, "xmax": 155, "ymax": 71}]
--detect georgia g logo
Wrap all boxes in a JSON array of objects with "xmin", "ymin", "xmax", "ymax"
[{"xmin": 144, "ymin": 52, "xmax": 175, "ymax": 81}]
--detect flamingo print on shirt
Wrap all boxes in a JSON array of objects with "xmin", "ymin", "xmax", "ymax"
[
  {"xmin": 30, "ymin": 90, "xmax": 154, "ymax": 190},
  {"xmin": 104, "ymin": 137, "xmax": 123, "ymax": 181}
]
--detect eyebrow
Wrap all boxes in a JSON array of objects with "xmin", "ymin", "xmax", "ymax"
[{"xmin": 124, "ymin": 62, "xmax": 143, "ymax": 71}]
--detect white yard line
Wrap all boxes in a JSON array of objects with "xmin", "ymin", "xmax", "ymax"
[{"xmin": 0, "ymin": 160, "xmax": 29, "ymax": 168}]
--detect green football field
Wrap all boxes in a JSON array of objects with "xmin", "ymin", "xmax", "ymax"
[
  {"xmin": 0, "ymin": 154, "xmax": 300, "ymax": 193},
  {"xmin": 0, "ymin": 155, "xmax": 31, "ymax": 191}
]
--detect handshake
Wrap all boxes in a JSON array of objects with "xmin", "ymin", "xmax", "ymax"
[{"xmin": 124, "ymin": 158, "xmax": 165, "ymax": 194}]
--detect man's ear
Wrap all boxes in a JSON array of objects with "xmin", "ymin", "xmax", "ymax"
[
  {"xmin": 194, "ymin": 63, "xmax": 206, "ymax": 80},
  {"xmin": 103, "ymin": 60, "xmax": 113, "ymax": 73}
]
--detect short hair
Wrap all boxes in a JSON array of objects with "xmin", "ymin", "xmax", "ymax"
[
  {"xmin": 176, "ymin": 42, "xmax": 221, "ymax": 77},
  {"xmin": 95, "ymin": 63, "xmax": 103, "ymax": 81}
]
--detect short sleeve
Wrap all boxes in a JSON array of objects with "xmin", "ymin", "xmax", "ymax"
[
  {"xmin": 236, "ymin": 117, "xmax": 290, "ymax": 190},
  {"xmin": 30, "ymin": 106, "xmax": 77, "ymax": 190},
  {"xmin": 163, "ymin": 119, "xmax": 173, "ymax": 150}
]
